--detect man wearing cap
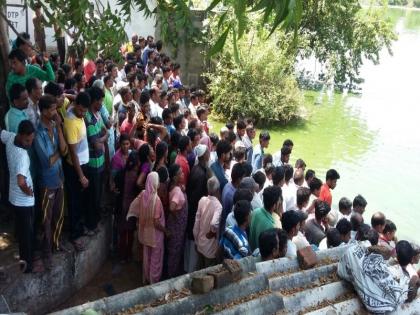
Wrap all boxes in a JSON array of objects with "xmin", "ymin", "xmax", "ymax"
[
  {"xmin": 281, "ymin": 210, "xmax": 302, "ymax": 257},
  {"xmin": 186, "ymin": 144, "xmax": 211, "ymax": 272}
]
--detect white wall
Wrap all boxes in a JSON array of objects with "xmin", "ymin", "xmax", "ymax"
[{"xmin": 5, "ymin": 0, "xmax": 156, "ymax": 50}]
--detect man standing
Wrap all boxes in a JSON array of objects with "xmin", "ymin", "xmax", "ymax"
[
  {"xmin": 1, "ymin": 121, "xmax": 37, "ymax": 272},
  {"xmin": 242, "ymin": 124, "xmax": 255, "ymax": 163},
  {"xmin": 32, "ymin": 3, "xmax": 46, "ymax": 52},
  {"xmin": 5, "ymin": 84, "xmax": 29, "ymax": 133},
  {"xmin": 193, "ymin": 177, "xmax": 222, "ymax": 269},
  {"xmin": 185, "ymin": 144, "xmax": 211, "ymax": 272},
  {"xmin": 319, "ymin": 169, "xmax": 340, "ymax": 207},
  {"xmin": 252, "ymin": 131, "xmax": 270, "ymax": 173},
  {"xmin": 25, "ymin": 78, "xmax": 42, "ymax": 127},
  {"xmin": 210, "ymin": 140, "xmax": 232, "ymax": 192},
  {"xmin": 175, "ymin": 136, "xmax": 192, "ymax": 187},
  {"xmin": 84, "ymin": 87, "xmax": 108, "ymax": 235},
  {"xmin": 305, "ymin": 200, "xmax": 331, "ymax": 246},
  {"xmin": 249, "ymin": 185, "xmax": 282, "ymax": 250},
  {"xmin": 63, "ymin": 92, "xmax": 90, "ymax": 251},
  {"xmin": 33, "ymin": 95, "xmax": 67, "ymax": 267},
  {"xmin": 281, "ymin": 210, "xmax": 301, "ymax": 258}
]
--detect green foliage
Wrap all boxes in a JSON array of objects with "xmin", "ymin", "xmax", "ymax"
[
  {"xmin": 207, "ymin": 0, "xmax": 303, "ymax": 58},
  {"xmin": 205, "ymin": 24, "xmax": 303, "ymax": 124},
  {"xmin": 28, "ymin": 0, "xmax": 127, "ymax": 61},
  {"xmin": 298, "ymin": 0, "xmax": 397, "ymax": 89}
]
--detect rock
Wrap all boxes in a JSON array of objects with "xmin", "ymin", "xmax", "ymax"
[
  {"xmin": 191, "ymin": 275, "xmax": 214, "ymax": 294},
  {"xmin": 222, "ymin": 259, "xmax": 242, "ymax": 281},
  {"xmin": 208, "ymin": 269, "xmax": 233, "ymax": 289},
  {"xmin": 297, "ymin": 246, "xmax": 317, "ymax": 270}
]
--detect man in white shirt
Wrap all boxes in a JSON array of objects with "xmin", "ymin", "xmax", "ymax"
[
  {"xmin": 148, "ymin": 86, "xmax": 161, "ymax": 118},
  {"xmin": 281, "ymin": 210, "xmax": 301, "ymax": 257},
  {"xmin": 24, "ymin": 78, "xmax": 42, "ymax": 127},
  {"xmin": 282, "ymin": 164, "xmax": 297, "ymax": 211},
  {"xmin": 188, "ymin": 92, "xmax": 199, "ymax": 119},
  {"xmin": 1, "ymin": 121, "xmax": 37, "ymax": 272}
]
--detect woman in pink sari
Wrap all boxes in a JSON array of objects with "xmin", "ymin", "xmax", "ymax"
[{"xmin": 127, "ymin": 172, "xmax": 168, "ymax": 284}]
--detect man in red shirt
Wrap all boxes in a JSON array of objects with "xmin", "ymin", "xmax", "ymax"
[
  {"xmin": 175, "ymin": 135, "xmax": 192, "ymax": 187},
  {"xmin": 319, "ymin": 169, "xmax": 340, "ymax": 207}
]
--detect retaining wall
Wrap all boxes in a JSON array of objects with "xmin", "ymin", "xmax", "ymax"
[{"xmin": 0, "ymin": 219, "xmax": 111, "ymax": 315}]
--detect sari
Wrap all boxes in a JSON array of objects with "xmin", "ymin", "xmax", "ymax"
[{"xmin": 128, "ymin": 172, "xmax": 165, "ymax": 283}]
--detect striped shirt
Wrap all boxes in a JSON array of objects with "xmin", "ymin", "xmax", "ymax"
[
  {"xmin": 220, "ymin": 225, "xmax": 251, "ymax": 260},
  {"xmin": 85, "ymin": 111, "xmax": 106, "ymax": 171},
  {"xmin": 1, "ymin": 130, "xmax": 34, "ymax": 207}
]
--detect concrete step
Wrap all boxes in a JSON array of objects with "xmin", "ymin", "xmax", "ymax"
[
  {"xmin": 305, "ymin": 296, "xmax": 420, "ymax": 315},
  {"xmin": 51, "ymin": 256, "xmax": 259, "ymax": 315},
  {"xmin": 214, "ymin": 293, "xmax": 284, "ymax": 315},
  {"xmin": 281, "ymin": 281, "xmax": 355, "ymax": 315},
  {"xmin": 255, "ymin": 245, "xmax": 349, "ymax": 276},
  {"xmin": 269, "ymin": 263, "xmax": 337, "ymax": 291},
  {"xmin": 138, "ymin": 274, "xmax": 269, "ymax": 315}
]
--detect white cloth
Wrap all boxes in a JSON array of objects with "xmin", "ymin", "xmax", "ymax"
[
  {"xmin": 318, "ymin": 237, "xmax": 328, "ymax": 250},
  {"xmin": 189, "ymin": 103, "xmax": 198, "ymax": 118},
  {"xmin": 149, "ymin": 100, "xmax": 161, "ymax": 118},
  {"xmin": 282, "ymin": 183, "xmax": 297, "ymax": 212},
  {"xmin": 24, "ymin": 98, "xmax": 40, "ymax": 127},
  {"xmin": 337, "ymin": 243, "xmax": 410, "ymax": 313},
  {"xmin": 251, "ymin": 192, "xmax": 264, "ymax": 210},
  {"xmin": 1, "ymin": 131, "xmax": 34, "ymax": 207},
  {"xmin": 285, "ymin": 239, "xmax": 297, "ymax": 258},
  {"xmin": 293, "ymin": 231, "xmax": 310, "ymax": 250}
]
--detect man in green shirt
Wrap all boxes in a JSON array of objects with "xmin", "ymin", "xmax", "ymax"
[
  {"xmin": 6, "ymin": 49, "xmax": 55, "ymax": 99},
  {"xmin": 249, "ymin": 185, "xmax": 282, "ymax": 251},
  {"xmin": 5, "ymin": 84, "xmax": 29, "ymax": 133}
]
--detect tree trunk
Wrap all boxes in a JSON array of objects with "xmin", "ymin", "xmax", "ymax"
[{"xmin": 0, "ymin": 5, "xmax": 9, "ymax": 204}]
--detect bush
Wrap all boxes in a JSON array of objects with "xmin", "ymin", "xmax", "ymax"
[{"xmin": 204, "ymin": 29, "xmax": 303, "ymax": 124}]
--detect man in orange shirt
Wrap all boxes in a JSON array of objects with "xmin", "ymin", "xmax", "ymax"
[{"xmin": 319, "ymin": 169, "xmax": 340, "ymax": 207}]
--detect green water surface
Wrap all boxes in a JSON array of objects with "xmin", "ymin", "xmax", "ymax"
[{"xmin": 211, "ymin": 8, "xmax": 420, "ymax": 242}]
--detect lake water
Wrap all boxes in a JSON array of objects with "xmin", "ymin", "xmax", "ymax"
[{"xmin": 212, "ymin": 8, "xmax": 420, "ymax": 242}]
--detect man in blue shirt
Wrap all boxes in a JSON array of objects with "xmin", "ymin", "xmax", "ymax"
[
  {"xmin": 5, "ymin": 83, "xmax": 29, "ymax": 133},
  {"xmin": 252, "ymin": 130, "xmax": 270, "ymax": 173},
  {"xmin": 220, "ymin": 200, "xmax": 252, "ymax": 260},
  {"xmin": 33, "ymin": 95, "xmax": 68, "ymax": 267},
  {"xmin": 210, "ymin": 140, "xmax": 232, "ymax": 192}
]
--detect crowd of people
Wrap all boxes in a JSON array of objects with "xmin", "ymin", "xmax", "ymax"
[{"xmin": 1, "ymin": 31, "xmax": 419, "ymax": 296}]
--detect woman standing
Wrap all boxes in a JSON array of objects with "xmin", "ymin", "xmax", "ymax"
[
  {"xmin": 127, "ymin": 172, "xmax": 167, "ymax": 284},
  {"xmin": 119, "ymin": 151, "xmax": 140, "ymax": 262},
  {"xmin": 136, "ymin": 143, "xmax": 155, "ymax": 191},
  {"xmin": 165, "ymin": 164, "xmax": 188, "ymax": 278},
  {"xmin": 154, "ymin": 142, "xmax": 169, "ymax": 212}
]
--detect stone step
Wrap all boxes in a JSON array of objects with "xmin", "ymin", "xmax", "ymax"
[
  {"xmin": 269, "ymin": 263, "xmax": 338, "ymax": 291},
  {"xmin": 51, "ymin": 256, "xmax": 259, "ymax": 315},
  {"xmin": 255, "ymin": 245, "xmax": 349, "ymax": 276},
  {"xmin": 305, "ymin": 296, "xmax": 420, "ymax": 315},
  {"xmin": 281, "ymin": 281, "xmax": 354, "ymax": 315},
  {"xmin": 138, "ymin": 273, "xmax": 269, "ymax": 315},
  {"xmin": 213, "ymin": 293, "xmax": 284, "ymax": 315}
]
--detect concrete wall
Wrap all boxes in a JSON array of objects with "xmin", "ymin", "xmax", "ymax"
[
  {"xmin": 0, "ymin": 220, "xmax": 111, "ymax": 315},
  {"xmin": 155, "ymin": 9, "xmax": 208, "ymax": 88}
]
